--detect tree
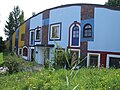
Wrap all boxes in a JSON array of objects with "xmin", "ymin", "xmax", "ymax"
[
  {"xmin": 4, "ymin": 6, "xmax": 24, "ymax": 38},
  {"xmin": 105, "ymin": 0, "xmax": 120, "ymax": 7},
  {"xmin": 0, "ymin": 37, "xmax": 5, "ymax": 52},
  {"xmin": 4, "ymin": 12, "xmax": 14, "ymax": 37}
]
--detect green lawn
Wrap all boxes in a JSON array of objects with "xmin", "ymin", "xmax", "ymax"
[
  {"xmin": 0, "ymin": 68, "xmax": 120, "ymax": 90},
  {"xmin": 0, "ymin": 53, "xmax": 3, "ymax": 64},
  {"xmin": 0, "ymin": 52, "xmax": 120, "ymax": 90}
]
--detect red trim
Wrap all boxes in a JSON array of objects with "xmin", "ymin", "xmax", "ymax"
[
  {"xmin": 100, "ymin": 52, "xmax": 107, "ymax": 67},
  {"xmin": 81, "ymin": 50, "xmax": 120, "ymax": 67},
  {"xmin": 68, "ymin": 21, "xmax": 80, "ymax": 47},
  {"xmin": 80, "ymin": 50, "xmax": 120, "ymax": 55}
]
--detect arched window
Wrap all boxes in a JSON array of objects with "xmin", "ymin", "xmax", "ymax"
[
  {"xmin": 23, "ymin": 47, "xmax": 28, "ymax": 56},
  {"xmin": 72, "ymin": 24, "xmax": 79, "ymax": 46},
  {"xmin": 83, "ymin": 24, "xmax": 92, "ymax": 38}
]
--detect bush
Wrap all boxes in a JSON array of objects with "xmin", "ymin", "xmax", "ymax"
[
  {"xmin": 2, "ymin": 52, "xmax": 40, "ymax": 74},
  {"xmin": 2, "ymin": 54, "xmax": 25, "ymax": 74}
]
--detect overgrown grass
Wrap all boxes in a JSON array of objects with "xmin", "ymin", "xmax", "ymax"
[
  {"xmin": 0, "ymin": 68, "xmax": 120, "ymax": 90},
  {"xmin": 0, "ymin": 51, "xmax": 120, "ymax": 90},
  {"xmin": 0, "ymin": 53, "xmax": 3, "ymax": 64}
]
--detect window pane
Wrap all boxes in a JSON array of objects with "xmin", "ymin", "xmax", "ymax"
[
  {"xmin": 90, "ymin": 55, "xmax": 98, "ymax": 67},
  {"xmin": 36, "ymin": 30, "xmax": 40, "ymax": 40},
  {"xmin": 23, "ymin": 48, "xmax": 28, "ymax": 56},
  {"xmin": 73, "ymin": 31, "xmax": 79, "ymax": 38},
  {"xmin": 109, "ymin": 57, "xmax": 120, "ymax": 68},
  {"xmin": 31, "ymin": 32, "xmax": 34, "ymax": 44},
  {"xmin": 84, "ymin": 24, "xmax": 92, "ymax": 37},
  {"xmin": 52, "ymin": 26, "xmax": 59, "ymax": 38},
  {"xmin": 19, "ymin": 49, "xmax": 22, "ymax": 55}
]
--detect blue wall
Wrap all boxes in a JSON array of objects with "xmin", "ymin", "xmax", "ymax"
[
  {"xmin": 30, "ymin": 14, "xmax": 42, "ymax": 29},
  {"xmin": 88, "ymin": 8, "xmax": 120, "ymax": 52},
  {"xmin": 48, "ymin": 6, "xmax": 81, "ymax": 48}
]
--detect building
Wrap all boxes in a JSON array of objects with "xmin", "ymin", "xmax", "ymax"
[{"xmin": 6, "ymin": 4, "xmax": 120, "ymax": 68}]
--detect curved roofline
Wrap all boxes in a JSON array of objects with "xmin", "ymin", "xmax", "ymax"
[
  {"xmin": 8, "ymin": 3, "xmax": 120, "ymax": 39},
  {"xmin": 27, "ymin": 3, "xmax": 120, "ymax": 22}
]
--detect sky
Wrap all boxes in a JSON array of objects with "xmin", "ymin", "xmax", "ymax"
[{"xmin": 0, "ymin": 0, "xmax": 108, "ymax": 40}]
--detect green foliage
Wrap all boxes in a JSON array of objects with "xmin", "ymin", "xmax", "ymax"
[
  {"xmin": 105, "ymin": 0, "xmax": 120, "ymax": 7},
  {"xmin": 1, "ymin": 53, "xmax": 35, "ymax": 74},
  {"xmin": 4, "ymin": 6, "xmax": 24, "ymax": 38},
  {"xmin": 47, "ymin": 42, "xmax": 81, "ymax": 69},
  {"xmin": 0, "ymin": 37, "xmax": 5, "ymax": 52},
  {"xmin": 0, "ymin": 68, "xmax": 120, "ymax": 90},
  {"xmin": 0, "ymin": 53, "xmax": 3, "ymax": 65},
  {"xmin": 2, "ymin": 54, "xmax": 24, "ymax": 74}
]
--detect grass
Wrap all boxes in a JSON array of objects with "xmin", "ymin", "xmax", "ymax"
[
  {"xmin": 0, "ymin": 53, "xmax": 3, "ymax": 64},
  {"xmin": 0, "ymin": 68, "xmax": 120, "ymax": 90},
  {"xmin": 0, "ymin": 51, "xmax": 120, "ymax": 90}
]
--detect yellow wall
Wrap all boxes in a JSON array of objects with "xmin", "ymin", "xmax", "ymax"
[
  {"xmin": 18, "ymin": 23, "xmax": 26, "ymax": 48},
  {"xmin": 12, "ymin": 32, "xmax": 16, "ymax": 50},
  {"xmin": 5, "ymin": 40, "xmax": 9, "ymax": 49}
]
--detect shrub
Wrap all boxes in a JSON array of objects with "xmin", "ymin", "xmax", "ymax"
[{"xmin": 2, "ymin": 54, "xmax": 25, "ymax": 74}]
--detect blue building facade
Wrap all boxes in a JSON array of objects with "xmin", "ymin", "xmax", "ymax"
[{"xmin": 6, "ymin": 4, "xmax": 120, "ymax": 68}]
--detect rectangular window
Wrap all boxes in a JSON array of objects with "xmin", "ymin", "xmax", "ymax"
[
  {"xmin": 36, "ymin": 30, "xmax": 40, "ymax": 40},
  {"xmin": 30, "ymin": 31, "xmax": 34, "ymax": 45},
  {"xmin": 55, "ymin": 48, "xmax": 65, "ymax": 66},
  {"xmin": 109, "ymin": 57, "xmax": 120, "ymax": 68},
  {"xmin": 50, "ymin": 23, "xmax": 61, "ymax": 40},
  {"xmin": 18, "ymin": 48, "xmax": 22, "ymax": 55},
  {"xmin": 35, "ymin": 27, "xmax": 41, "ymax": 41},
  {"xmin": 69, "ymin": 50, "xmax": 80, "ymax": 66},
  {"xmin": 56, "ymin": 48, "xmax": 65, "ymax": 58},
  {"xmin": 70, "ymin": 51, "xmax": 79, "ymax": 60},
  {"xmin": 19, "ymin": 49, "xmax": 22, "ymax": 55},
  {"xmin": 21, "ymin": 34, "xmax": 24, "ymax": 41},
  {"xmin": 89, "ymin": 55, "xmax": 98, "ymax": 67}
]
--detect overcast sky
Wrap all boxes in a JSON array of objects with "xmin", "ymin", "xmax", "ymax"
[{"xmin": 0, "ymin": 0, "xmax": 108, "ymax": 40}]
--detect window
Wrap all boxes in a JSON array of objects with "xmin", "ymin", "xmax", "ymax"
[
  {"xmin": 89, "ymin": 55, "xmax": 98, "ymax": 67},
  {"xmin": 73, "ymin": 25, "xmax": 79, "ymax": 38},
  {"xmin": 35, "ymin": 27, "xmax": 41, "ymax": 41},
  {"xmin": 70, "ymin": 50, "xmax": 79, "ymax": 60},
  {"xmin": 109, "ymin": 57, "xmax": 120, "ymax": 68},
  {"xmin": 30, "ymin": 31, "xmax": 34, "ymax": 45},
  {"xmin": 69, "ymin": 50, "xmax": 80, "ymax": 66},
  {"xmin": 18, "ymin": 48, "xmax": 22, "ymax": 55},
  {"xmin": 106, "ymin": 55, "xmax": 120, "ymax": 68},
  {"xmin": 19, "ymin": 49, "xmax": 22, "ymax": 55},
  {"xmin": 83, "ymin": 24, "xmax": 92, "ymax": 37},
  {"xmin": 36, "ymin": 30, "xmax": 40, "ymax": 40},
  {"xmin": 23, "ymin": 47, "xmax": 28, "ymax": 56},
  {"xmin": 21, "ymin": 34, "xmax": 25, "ymax": 41},
  {"xmin": 55, "ymin": 48, "xmax": 65, "ymax": 67},
  {"xmin": 56, "ymin": 48, "xmax": 65, "ymax": 59},
  {"xmin": 50, "ymin": 23, "xmax": 61, "ymax": 40},
  {"xmin": 72, "ymin": 24, "xmax": 79, "ymax": 46},
  {"xmin": 87, "ymin": 53, "xmax": 100, "ymax": 68}
]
